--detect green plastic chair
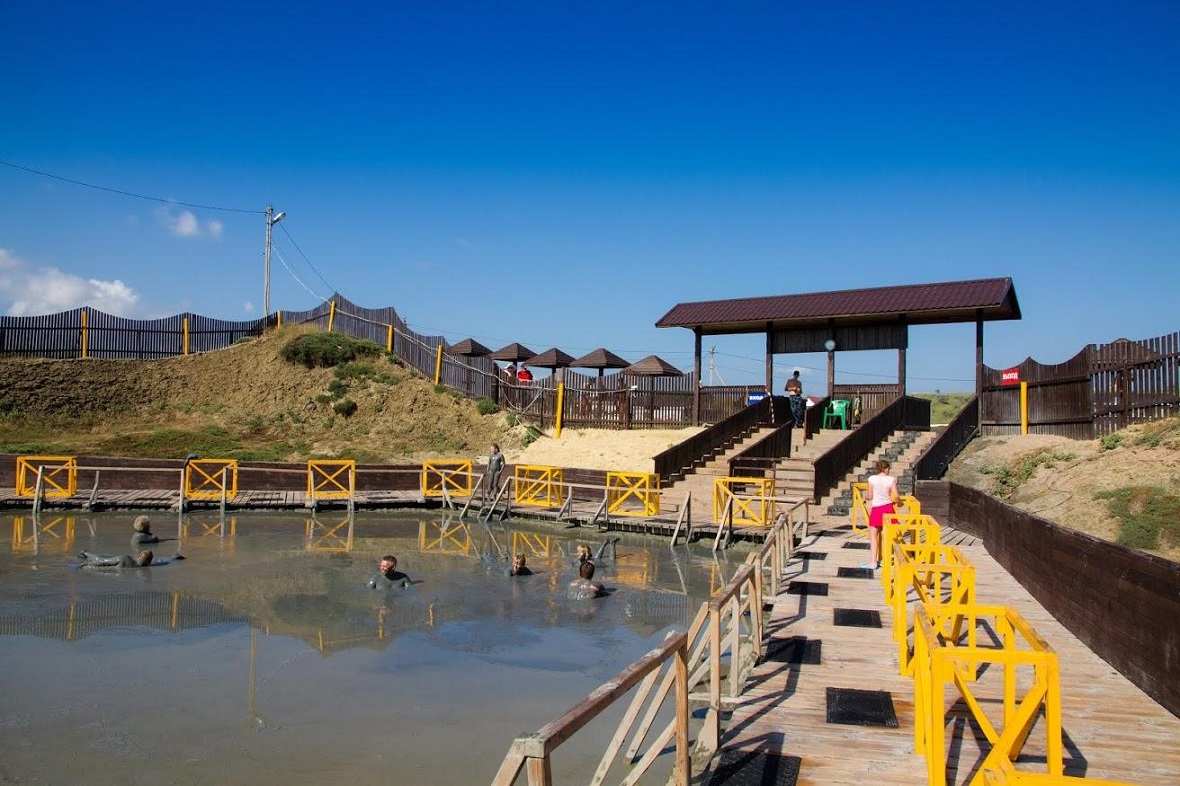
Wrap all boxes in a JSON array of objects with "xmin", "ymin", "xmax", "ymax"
[{"xmin": 823, "ymin": 399, "xmax": 851, "ymax": 430}]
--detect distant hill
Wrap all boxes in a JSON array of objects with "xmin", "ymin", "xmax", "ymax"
[{"xmin": 913, "ymin": 392, "xmax": 972, "ymax": 424}]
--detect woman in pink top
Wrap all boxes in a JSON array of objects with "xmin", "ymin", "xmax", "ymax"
[{"xmin": 865, "ymin": 459, "xmax": 899, "ymax": 570}]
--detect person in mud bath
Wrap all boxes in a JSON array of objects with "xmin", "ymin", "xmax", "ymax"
[
  {"xmin": 575, "ymin": 538, "xmax": 619, "ymax": 566},
  {"xmin": 368, "ymin": 554, "xmax": 411, "ymax": 589},
  {"xmin": 130, "ymin": 515, "xmax": 159, "ymax": 545},
  {"xmin": 78, "ymin": 549, "xmax": 163, "ymax": 568},
  {"xmin": 509, "ymin": 553, "xmax": 533, "ymax": 576},
  {"xmin": 568, "ymin": 560, "xmax": 607, "ymax": 599}
]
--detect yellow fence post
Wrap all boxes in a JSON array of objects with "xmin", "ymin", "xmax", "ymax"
[
  {"xmin": 1020, "ymin": 380, "xmax": 1029, "ymax": 435},
  {"xmin": 327, "ymin": 300, "xmax": 336, "ymax": 332},
  {"xmin": 276, "ymin": 310, "xmax": 283, "ymax": 329},
  {"xmin": 512, "ymin": 465, "xmax": 566, "ymax": 509},
  {"xmin": 16, "ymin": 456, "xmax": 78, "ymax": 498},
  {"xmin": 80, "ymin": 308, "xmax": 89, "ymax": 359},
  {"xmin": 182, "ymin": 317, "xmax": 190, "ymax": 355},
  {"xmin": 184, "ymin": 459, "xmax": 239, "ymax": 500},
  {"xmin": 420, "ymin": 460, "xmax": 475, "ymax": 498},
  {"xmin": 555, "ymin": 382, "xmax": 565, "ymax": 438},
  {"xmin": 306, "ymin": 459, "xmax": 357, "ymax": 502},
  {"xmin": 385, "ymin": 324, "xmax": 394, "ymax": 353},
  {"xmin": 433, "ymin": 344, "xmax": 444, "ymax": 385},
  {"xmin": 606, "ymin": 471, "xmax": 660, "ymax": 516}
]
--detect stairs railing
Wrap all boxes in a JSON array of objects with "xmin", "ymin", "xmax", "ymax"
[
  {"xmin": 811, "ymin": 395, "xmax": 931, "ymax": 501},
  {"xmin": 912, "ymin": 395, "xmax": 979, "ymax": 480},
  {"xmin": 653, "ymin": 396, "xmax": 785, "ymax": 484}
]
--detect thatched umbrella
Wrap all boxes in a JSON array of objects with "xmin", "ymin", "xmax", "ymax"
[
  {"xmin": 448, "ymin": 338, "xmax": 492, "ymax": 397},
  {"xmin": 622, "ymin": 355, "xmax": 684, "ymax": 427}
]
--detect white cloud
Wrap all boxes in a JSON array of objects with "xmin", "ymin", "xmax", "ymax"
[
  {"xmin": 243, "ymin": 301, "xmax": 254, "ymax": 313},
  {"xmin": 207, "ymin": 219, "xmax": 224, "ymax": 239},
  {"xmin": 156, "ymin": 208, "xmax": 223, "ymax": 239},
  {"xmin": 0, "ymin": 248, "xmax": 140, "ymax": 316}
]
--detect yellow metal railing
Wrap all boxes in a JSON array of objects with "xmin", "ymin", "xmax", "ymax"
[
  {"xmin": 307, "ymin": 459, "xmax": 356, "ymax": 501},
  {"xmin": 712, "ymin": 476, "xmax": 774, "ymax": 526},
  {"xmin": 420, "ymin": 459, "xmax": 475, "ymax": 499},
  {"xmin": 512, "ymin": 465, "xmax": 566, "ymax": 508},
  {"xmin": 606, "ymin": 471, "xmax": 660, "ymax": 517},
  {"xmin": 511, "ymin": 530, "xmax": 551, "ymax": 558},
  {"xmin": 851, "ymin": 481, "xmax": 921, "ymax": 536},
  {"xmin": 16, "ymin": 455, "xmax": 78, "ymax": 498},
  {"xmin": 419, "ymin": 520, "xmax": 472, "ymax": 556},
  {"xmin": 184, "ymin": 459, "xmax": 238, "ymax": 500}
]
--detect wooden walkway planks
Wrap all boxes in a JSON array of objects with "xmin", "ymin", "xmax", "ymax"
[{"xmin": 721, "ymin": 513, "xmax": 1180, "ymax": 786}]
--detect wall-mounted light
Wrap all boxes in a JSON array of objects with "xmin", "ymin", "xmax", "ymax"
[{"xmin": 824, "ymin": 338, "xmax": 836, "ymax": 352}]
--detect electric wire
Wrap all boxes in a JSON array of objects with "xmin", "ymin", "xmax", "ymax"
[
  {"xmin": 0, "ymin": 159, "xmax": 264, "ymax": 214},
  {"xmin": 278, "ymin": 223, "xmax": 339, "ymax": 296},
  {"xmin": 271, "ymin": 243, "xmax": 330, "ymax": 303}
]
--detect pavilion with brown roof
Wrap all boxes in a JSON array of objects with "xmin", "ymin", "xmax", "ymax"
[{"xmin": 655, "ymin": 277, "xmax": 1021, "ymax": 424}]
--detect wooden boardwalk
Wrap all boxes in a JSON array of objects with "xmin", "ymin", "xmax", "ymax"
[{"xmin": 720, "ymin": 514, "xmax": 1180, "ymax": 786}]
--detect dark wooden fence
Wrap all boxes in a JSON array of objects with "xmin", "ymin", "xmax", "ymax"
[
  {"xmin": 915, "ymin": 480, "xmax": 1180, "ymax": 717},
  {"xmin": 832, "ymin": 383, "xmax": 901, "ymax": 423},
  {"xmin": 727, "ymin": 402, "xmax": 795, "ymax": 478},
  {"xmin": 982, "ymin": 330, "xmax": 1179, "ymax": 438},
  {"xmin": 653, "ymin": 398, "xmax": 776, "ymax": 484},
  {"xmin": 811, "ymin": 395, "xmax": 930, "ymax": 501},
  {"xmin": 912, "ymin": 395, "xmax": 979, "ymax": 481}
]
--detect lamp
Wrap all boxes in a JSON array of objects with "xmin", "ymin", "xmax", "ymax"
[{"xmin": 824, "ymin": 338, "xmax": 836, "ymax": 352}]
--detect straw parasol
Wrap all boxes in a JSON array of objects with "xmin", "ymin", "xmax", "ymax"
[{"xmin": 570, "ymin": 347, "xmax": 630, "ymax": 378}]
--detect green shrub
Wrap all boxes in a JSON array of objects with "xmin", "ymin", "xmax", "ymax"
[
  {"xmin": 333, "ymin": 399, "xmax": 358, "ymax": 417},
  {"xmin": 280, "ymin": 333, "xmax": 382, "ymax": 368},
  {"xmin": 1099, "ymin": 433, "xmax": 1123, "ymax": 451},
  {"xmin": 1134, "ymin": 417, "xmax": 1180, "ymax": 449},
  {"xmin": 434, "ymin": 383, "xmax": 448, "ymax": 394},
  {"xmin": 1095, "ymin": 486, "xmax": 1180, "ymax": 551},
  {"xmin": 475, "ymin": 397, "xmax": 499, "ymax": 416},
  {"xmin": 314, "ymin": 393, "xmax": 331, "ymax": 404},
  {"xmin": 326, "ymin": 379, "xmax": 349, "ymax": 399},
  {"xmin": 506, "ymin": 413, "xmax": 521, "ymax": 427},
  {"xmin": 981, "ymin": 448, "xmax": 1075, "ymax": 499},
  {"xmin": 521, "ymin": 425, "xmax": 542, "ymax": 447}
]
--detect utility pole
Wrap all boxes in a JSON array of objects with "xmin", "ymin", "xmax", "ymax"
[{"xmin": 262, "ymin": 206, "xmax": 286, "ymax": 319}]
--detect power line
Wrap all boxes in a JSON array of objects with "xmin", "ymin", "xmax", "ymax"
[
  {"xmin": 0, "ymin": 158, "xmax": 265, "ymax": 214},
  {"xmin": 271, "ymin": 243, "xmax": 330, "ymax": 303},
  {"xmin": 278, "ymin": 223, "xmax": 339, "ymax": 295}
]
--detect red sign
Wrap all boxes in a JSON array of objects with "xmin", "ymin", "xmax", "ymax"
[{"xmin": 1001, "ymin": 368, "xmax": 1021, "ymax": 386}]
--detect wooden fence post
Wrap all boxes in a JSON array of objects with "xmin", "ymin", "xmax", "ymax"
[
  {"xmin": 182, "ymin": 317, "xmax": 190, "ymax": 355},
  {"xmin": 434, "ymin": 344, "xmax": 443, "ymax": 385},
  {"xmin": 385, "ymin": 323, "xmax": 394, "ymax": 353},
  {"xmin": 554, "ymin": 382, "xmax": 565, "ymax": 438},
  {"xmin": 327, "ymin": 300, "xmax": 336, "ymax": 332},
  {"xmin": 80, "ymin": 308, "xmax": 89, "ymax": 359},
  {"xmin": 674, "ymin": 640, "xmax": 691, "ymax": 786}
]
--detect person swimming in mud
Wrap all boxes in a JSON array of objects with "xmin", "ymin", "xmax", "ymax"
[
  {"xmin": 78, "ymin": 549, "xmax": 167, "ymax": 568},
  {"xmin": 575, "ymin": 538, "xmax": 619, "ymax": 566},
  {"xmin": 509, "ymin": 553, "xmax": 533, "ymax": 576},
  {"xmin": 568, "ymin": 560, "xmax": 607, "ymax": 599},
  {"xmin": 130, "ymin": 515, "xmax": 160, "ymax": 545},
  {"xmin": 368, "ymin": 554, "xmax": 411, "ymax": 589}
]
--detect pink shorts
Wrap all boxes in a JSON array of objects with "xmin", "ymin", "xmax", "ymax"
[{"xmin": 869, "ymin": 503, "xmax": 895, "ymax": 529}]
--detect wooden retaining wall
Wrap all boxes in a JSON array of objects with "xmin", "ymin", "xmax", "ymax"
[{"xmin": 915, "ymin": 479, "xmax": 1180, "ymax": 716}]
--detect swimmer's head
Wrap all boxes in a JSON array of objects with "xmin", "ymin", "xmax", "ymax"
[
  {"xmin": 135, "ymin": 550, "xmax": 154, "ymax": 567},
  {"xmin": 511, "ymin": 553, "xmax": 527, "ymax": 572},
  {"xmin": 578, "ymin": 560, "xmax": 596, "ymax": 580},
  {"xmin": 379, "ymin": 555, "xmax": 398, "ymax": 576},
  {"xmin": 133, "ymin": 515, "xmax": 152, "ymax": 533},
  {"xmin": 576, "ymin": 545, "xmax": 591, "ymax": 562}
]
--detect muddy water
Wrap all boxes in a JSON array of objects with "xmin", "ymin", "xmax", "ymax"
[{"xmin": 0, "ymin": 511, "xmax": 745, "ymax": 785}]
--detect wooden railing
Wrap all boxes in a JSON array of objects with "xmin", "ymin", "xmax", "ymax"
[
  {"xmin": 726, "ymin": 419, "xmax": 794, "ymax": 480},
  {"xmin": 811, "ymin": 395, "xmax": 930, "ymax": 502},
  {"xmin": 653, "ymin": 397, "xmax": 780, "ymax": 484},
  {"xmin": 804, "ymin": 396, "xmax": 830, "ymax": 441},
  {"xmin": 490, "ymin": 511, "xmax": 808, "ymax": 785},
  {"xmin": 912, "ymin": 395, "xmax": 978, "ymax": 481}
]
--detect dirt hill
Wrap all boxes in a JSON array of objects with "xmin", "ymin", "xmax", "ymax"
[
  {"xmin": 948, "ymin": 417, "xmax": 1180, "ymax": 561},
  {"xmin": 0, "ymin": 328, "xmax": 520, "ymax": 463}
]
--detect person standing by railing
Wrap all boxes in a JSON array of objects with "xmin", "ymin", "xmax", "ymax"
[
  {"xmin": 486, "ymin": 443, "xmax": 505, "ymax": 496},
  {"xmin": 866, "ymin": 459, "xmax": 900, "ymax": 570},
  {"xmin": 785, "ymin": 369, "xmax": 806, "ymax": 427}
]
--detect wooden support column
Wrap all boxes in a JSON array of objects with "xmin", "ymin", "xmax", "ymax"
[
  {"xmin": 898, "ymin": 347, "xmax": 907, "ymax": 398},
  {"xmin": 827, "ymin": 350, "xmax": 835, "ymax": 398},
  {"xmin": 764, "ymin": 323, "xmax": 774, "ymax": 393},
  {"xmin": 692, "ymin": 329, "xmax": 702, "ymax": 425},
  {"xmin": 975, "ymin": 313, "xmax": 984, "ymax": 429}
]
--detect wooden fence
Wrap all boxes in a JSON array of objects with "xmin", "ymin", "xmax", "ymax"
[{"xmin": 981, "ymin": 330, "xmax": 1180, "ymax": 438}]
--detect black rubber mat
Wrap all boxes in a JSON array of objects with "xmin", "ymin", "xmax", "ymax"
[
  {"xmin": 704, "ymin": 749, "xmax": 802, "ymax": 786},
  {"xmin": 764, "ymin": 635, "xmax": 822, "ymax": 665},
  {"xmin": 794, "ymin": 550, "xmax": 827, "ymax": 560},
  {"xmin": 786, "ymin": 581, "xmax": 828, "ymax": 596},
  {"xmin": 837, "ymin": 567, "xmax": 875, "ymax": 579},
  {"xmin": 842, "ymin": 542, "xmax": 870, "ymax": 550},
  {"xmin": 825, "ymin": 687, "xmax": 899, "ymax": 728},
  {"xmin": 833, "ymin": 608, "xmax": 882, "ymax": 628}
]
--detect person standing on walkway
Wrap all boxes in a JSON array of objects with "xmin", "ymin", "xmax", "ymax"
[
  {"xmin": 866, "ymin": 459, "xmax": 899, "ymax": 570},
  {"xmin": 486, "ymin": 443, "xmax": 505, "ymax": 495},
  {"xmin": 785, "ymin": 369, "xmax": 806, "ymax": 427}
]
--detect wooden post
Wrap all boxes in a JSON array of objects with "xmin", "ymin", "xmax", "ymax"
[
  {"xmin": 176, "ymin": 469, "xmax": 185, "ymax": 553},
  {"xmin": 1020, "ymin": 381, "xmax": 1029, "ymax": 435},
  {"xmin": 554, "ymin": 382, "xmax": 565, "ymax": 438},
  {"xmin": 525, "ymin": 756, "xmax": 552, "ymax": 786},
  {"xmin": 704, "ymin": 606, "xmax": 722, "ymax": 752},
  {"xmin": 276, "ymin": 310, "xmax": 283, "ymax": 329},
  {"xmin": 764, "ymin": 323, "xmax": 774, "ymax": 394},
  {"xmin": 976, "ymin": 314, "xmax": 984, "ymax": 429},
  {"xmin": 32, "ymin": 466, "xmax": 44, "ymax": 518},
  {"xmin": 728, "ymin": 595, "xmax": 741, "ymax": 698},
  {"xmin": 673, "ymin": 641, "xmax": 691, "ymax": 786},
  {"xmin": 86, "ymin": 470, "xmax": 101, "ymax": 511},
  {"xmin": 898, "ymin": 346, "xmax": 907, "ymax": 398},
  {"xmin": 182, "ymin": 317, "xmax": 190, "ymax": 355},
  {"xmin": 80, "ymin": 308, "xmax": 89, "ymax": 359},
  {"xmin": 692, "ymin": 329, "xmax": 702, "ymax": 426},
  {"xmin": 327, "ymin": 300, "xmax": 337, "ymax": 332},
  {"xmin": 434, "ymin": 344, "xmax": 444, "ymax": 385}
]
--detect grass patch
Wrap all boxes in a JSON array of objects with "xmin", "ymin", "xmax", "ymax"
[
  {"xmin": 475, "ymin": 397, "xmax": 499, "ymax": 416},
  {"xmin": 332, "ymin": 399, "xmax": 358, "ymax": 417},
  {"xmin": 333, "ymin": 361, "xmax": 398, "ymax": 385},
  {"xmin": 1099, "ymin": 432, "xmax": 1124, "ymax": 451},
  {"xmin": 1095, "ymin": 486, "xmax": 1180, "ymax": 550},
  {"xmin": 1133, "ymin": 417, "xmax": 1180, "ymax": 449},
  {"xmin": 89, "ymin": 427, "xmax": 304, "ymax": 461},
  {"xmin": 280, "ymin": 333, "xmax": 382, "ymax": 368},
  {"xmin": 914, "ymin": 392, "xmax": 972, "ymax": 424},
  {"xmin": 521, "ymin": 425, "xmax": 543, "ymax": 448},
  {"xmin": 326, "ymin": 379, "xmax": 349, "ymax": 399},
  {"xmin": 981, "ymin": 447, "xmax": 1076, "ymax": 499}
]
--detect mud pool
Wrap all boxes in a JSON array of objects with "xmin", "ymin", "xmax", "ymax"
[{"xmin": 0, "ymin": 511, "xmax": 745, "ymax": 785}]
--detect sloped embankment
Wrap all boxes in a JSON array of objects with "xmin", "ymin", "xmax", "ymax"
[{"xmin": 0, "ymin": 328, "xmax": 519, "ymax": 462}]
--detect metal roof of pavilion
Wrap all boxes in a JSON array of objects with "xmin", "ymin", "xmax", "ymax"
[
  {"xmin": 655, "ymin": 277, "xmax": 1020, "ymax": 334},
  {"xmin": 524, "ymin": 347, "xmax": 576, "ymax": 369},
  {"xmin": 448, "ymin": 338, "xmax": 492, "ymax": 356},
  {"xmin": 624, "ymin": 355, "xmax": 684, "ymax": 377},
  {"xmin": 569, "ymin": 347, "xmax": 630, "ymax": 370},
  {"xmin": 490, "ymin": 342, "xmax": 537, "ymax": 362}
]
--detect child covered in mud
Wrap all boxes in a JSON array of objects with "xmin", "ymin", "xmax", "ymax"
[
  {"xmin": 368, "ymin": 554, "xmax": 412, "ymax": 589},
  {"xmin": 130, "ymin": 515, "xmax": 160, "ymax": 545},
  {"xmin": 568, "ymin": 560, "xmax": 607, "ymax": 599},
  {"xmin": 509, "ymin": 553, "xmax": 533, "ymax": 576},
  {"xmin": 78, "ymin": 549, "xmax": 172, "ymax": 568}
]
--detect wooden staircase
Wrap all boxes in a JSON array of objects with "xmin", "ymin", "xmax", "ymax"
[
  {"xmin": 819, "ymin": 429, "xmax": 938, "ymax": 514},
  {"xmin": 663, "ymin": 425, "xmax": 779, "ymax": 521}
]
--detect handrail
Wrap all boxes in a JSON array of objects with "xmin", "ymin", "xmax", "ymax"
[
  {"xmin": 912, "ymin": 395, "xmax": 979, "ymax": 480},
  {"xmin": 804, "ymin": 395, "xmax": 830, "ymax": 441},
  {"xmin": 726, "ymin": 416, "xmax": 794, "ymax": 480},
  {"xmin": 811, "ymin": 395, "xmax": 930, "ymax": 502},
  {"xmin": 653, "ymin": 396, "xmax": 779, "ymax": 484}
]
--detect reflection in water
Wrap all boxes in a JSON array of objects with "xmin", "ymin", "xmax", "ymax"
[{"xmin": 0, "ymin": 511, "xmax": 742, "ymax": 786}]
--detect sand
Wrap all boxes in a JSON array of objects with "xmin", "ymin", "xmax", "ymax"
[{"xmin": 505, "ymin": 427, "xmax": 704, "ymax": 472}]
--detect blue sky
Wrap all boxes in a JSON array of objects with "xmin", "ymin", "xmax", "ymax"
[{"xmin": 2, "ymin": 2, "xmax": 1177, "ymax": 390}]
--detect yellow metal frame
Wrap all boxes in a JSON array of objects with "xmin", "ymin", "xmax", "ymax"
[
  {"xmin": 10, "ymin": 515, "xmax": 77, "ymax": 552},
  {"xmin": 420, "ymin": 459, "xmax": 475, "ymax": 498},
  {"xmin": 606, "ymin": 471, "xmax": 660, "ymax": 517},
  {"xmin": 513, "ymin": 465, "xmax": 566, "ymax": 508},
  {"xmin": 184, "ymin": 459, "xmax": 239, "ymax": 500},
  {"xmin": 304, "ymin": 515, "xmax": 354, "ymax": 552},
  {"xmin": 511, "ymin": 530, "xmax": 552, "ymax": 558},
  {"xmin": 890, "ymin": 543, "xmax": 976, "ymax": 675},
  {"xmin": 879, "ymin": 513, "xmax": 942, "ymax": 596},
  {"xmin": 419, "ymin": 520, "xmax": 472, "ymax": 556},
  {"xmin": 15, "ymin": 455, "xmax": 78, "ymax": 498},
  {"xmin": 712, "ymin": 476, "xmax": 775, "ymax": 526},
  {"xmin": 306, "ymin": 459, "xmax": 356, "ymax": 501},
  {"xmin": 851, "ymin": 483, "xmax": 921, "ymax": 536}
]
